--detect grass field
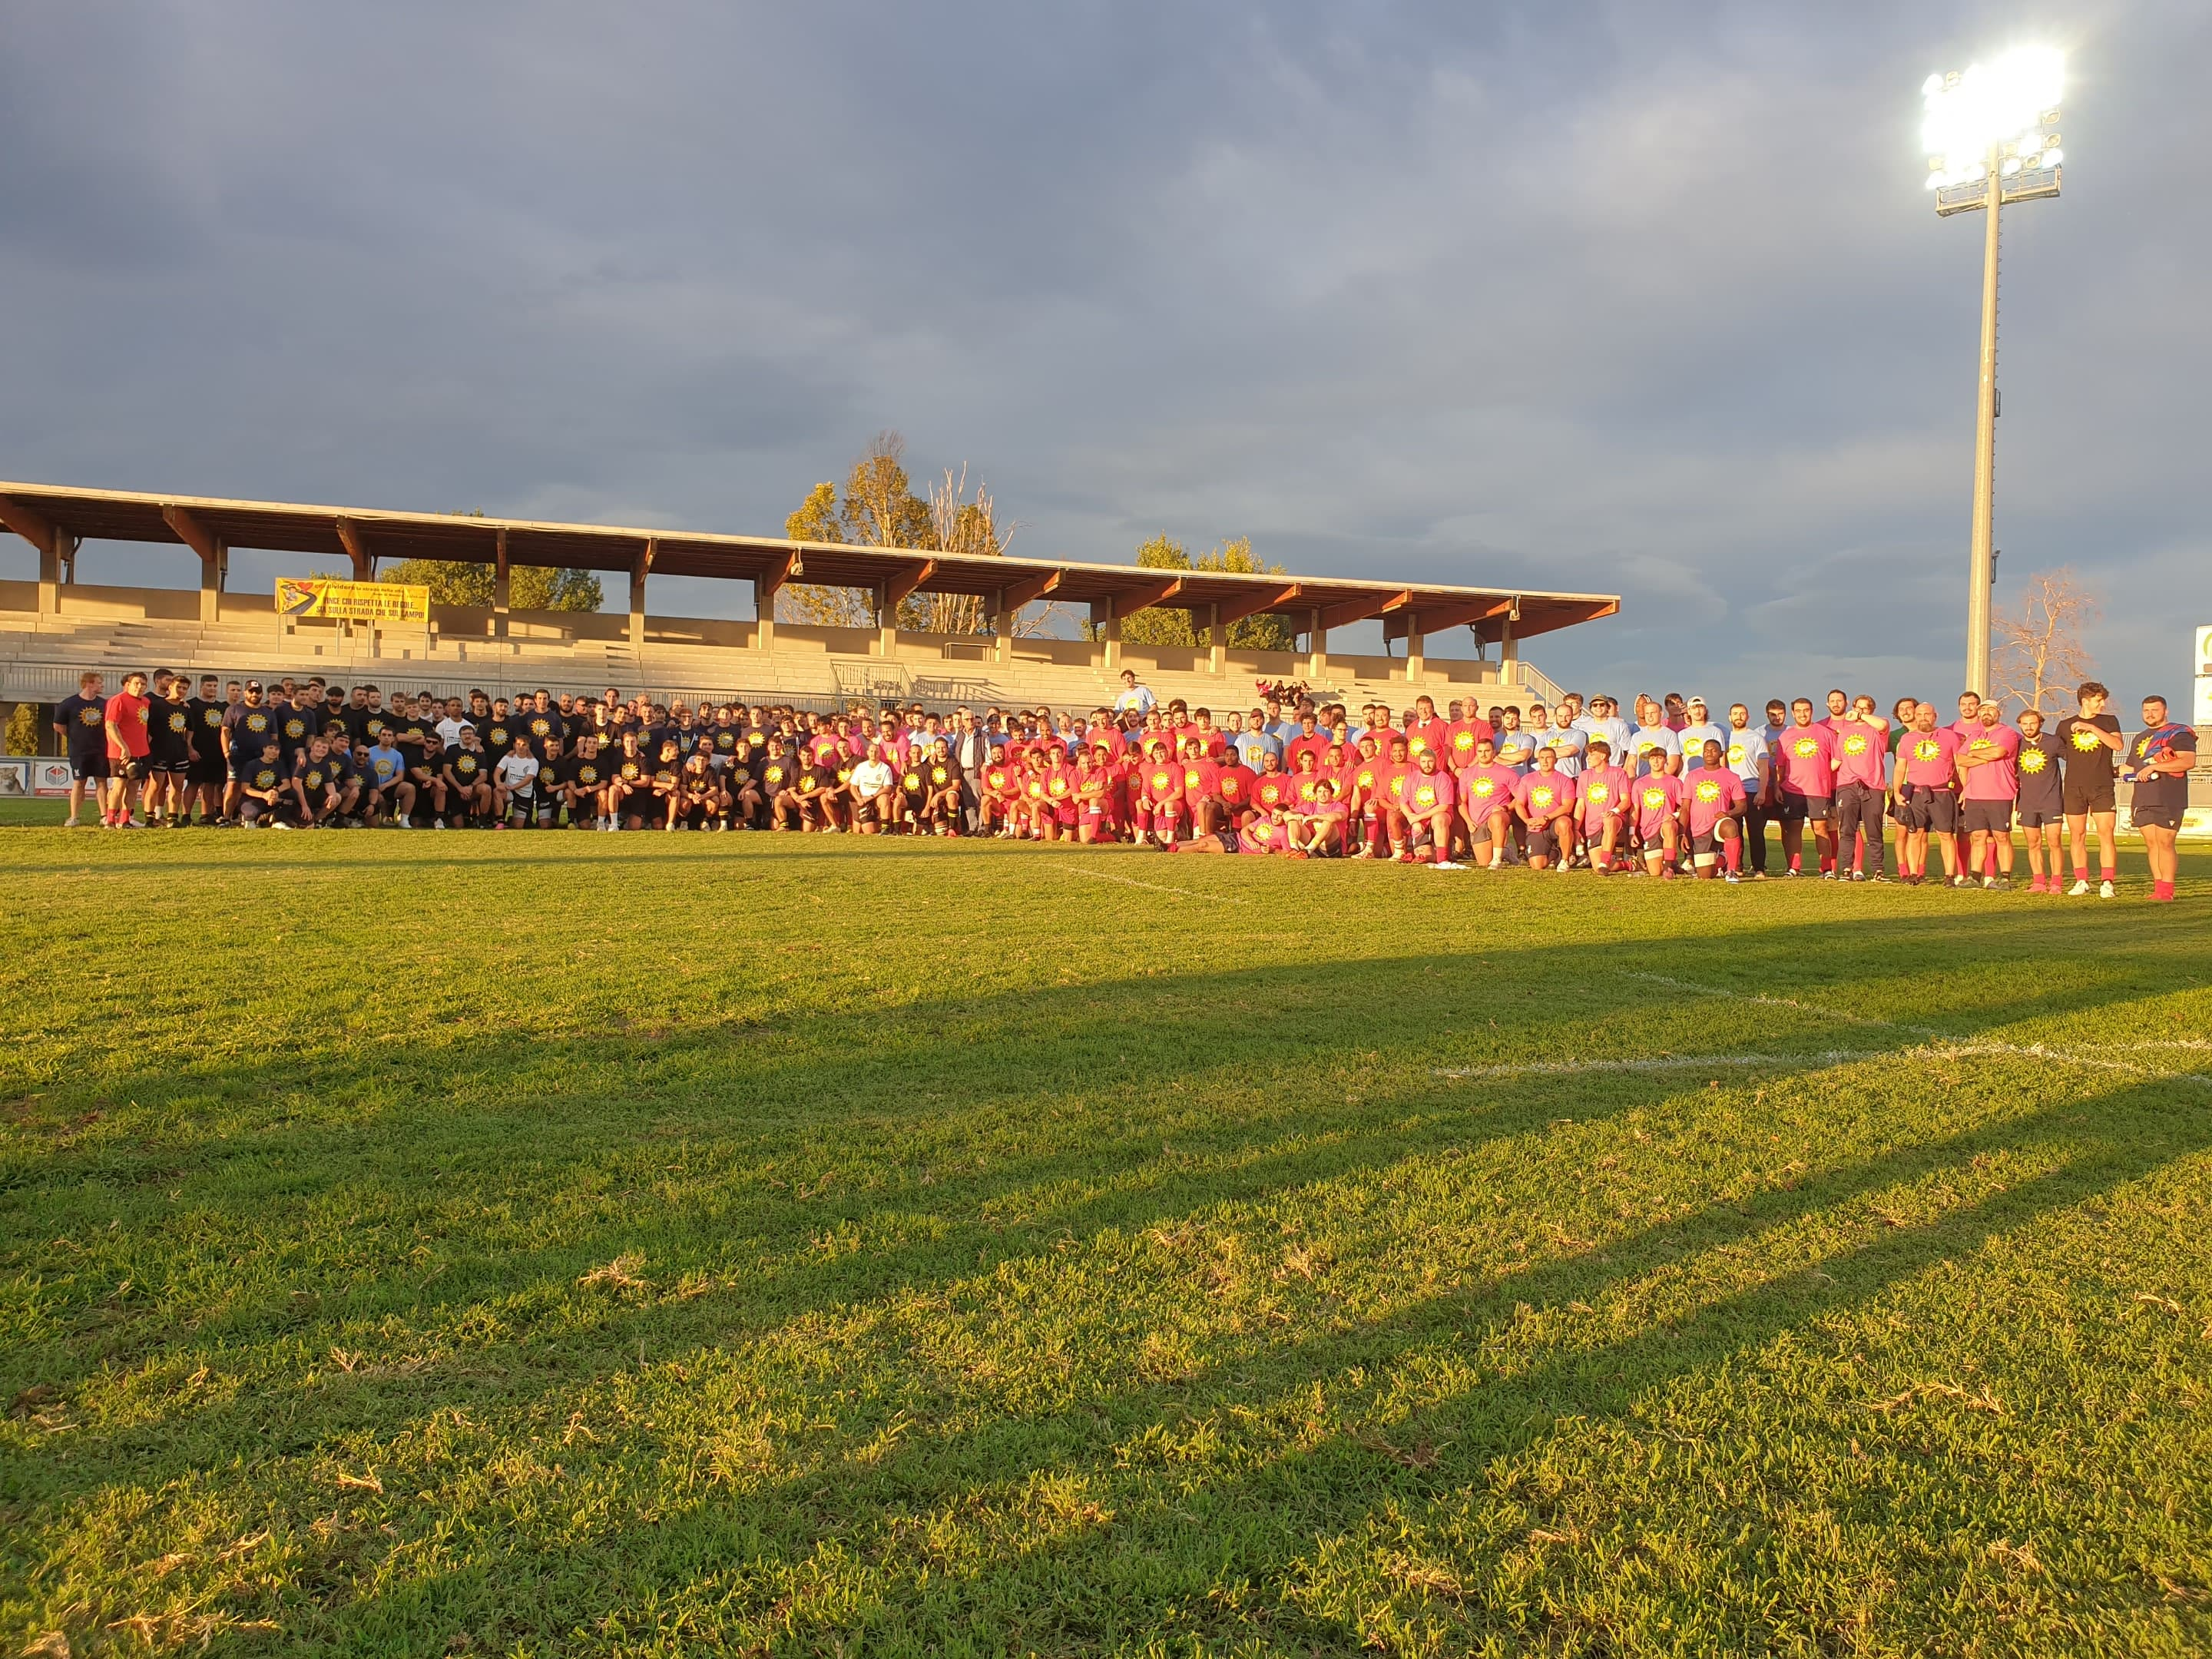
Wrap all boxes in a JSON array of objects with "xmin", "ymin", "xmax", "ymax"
[{"xmin": 3, "ymin": 827, "xmax": 2210, "ymax": 1657}]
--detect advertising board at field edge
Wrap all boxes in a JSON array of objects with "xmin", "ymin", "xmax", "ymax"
[
  {"xmin": 28, "ymin": 760, "xmax": 77, "ymax": 796},
  {"xmin": 2197, "ymin": 623, "xmax": 2211, "ymax": 726}
]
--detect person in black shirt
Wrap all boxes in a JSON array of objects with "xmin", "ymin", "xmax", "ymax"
[
  {"xmin": 292, "ymin": 737, "xmax": 342, "ymax": 826},
  {"xmin": 534, "ymin": 737, "xmax": 570, "ymax": 826},
  {"xmin": 2054, "ymin": 680, "xmax": 2125, "ymax": 896},
  {"xmin": 2012, "ymin": 708, "xmax": 2067, "ymax": 892},
  {"xmin": 185, "ymin": 674, "xmax": 229, "ymax": 826},
  {"xmin": 442, "ymin": 729, "xmax": 493, "ymax": 826},
  {"xmin": 237, "ymin": 741, "xmax": 290, "ymax": 827},
  {"xmin": 480, "ymin": 697, "xmax": 515, "ymax": 763},
  {"xmin": 524, "ymin": 690, "xmax": 564, "ymax": 760},
  {"xmin": 273, "ymin": 693, "xmax": 313, "ymax": 770},
  {"xmin": 52, "ymin": 671, "xmax": 110, "ymax": 827},
  {"xmin": 922, "ymin": 743, "xmax": 963, "ymax": 835},
  {"xmin": 565, "ymin": 735, "xmax": 608, "ymax": 829},
  {"xmin": 222, "ymin": 682, "xmax": 276, "ymax": 820},
  {"xmin": 146, "ymin": 674, "xmax": 196, "ymax": 826},
  {"xmin": 725, "ymin": 754, "xmax": 761, "ymax": 828},
  {"xmin": 605, "ymin": 731, "xmax": 650, "ymax": 829}
]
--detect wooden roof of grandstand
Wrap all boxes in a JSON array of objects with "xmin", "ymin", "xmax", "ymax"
[{"xmin": 0, "ymin": 480, "xmax": 1619, "ymax": 644}]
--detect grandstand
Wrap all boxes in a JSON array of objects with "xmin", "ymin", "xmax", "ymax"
[{"xmin": 0, "ymin": 481, "xmax": 1617, "ymax": 725}]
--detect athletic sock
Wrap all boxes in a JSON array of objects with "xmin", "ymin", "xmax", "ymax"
[
  {"xmin": 2101, "ymin": 864, "xmax": 2116, "ymax": 882},
  {"xmin": 2154, "ymin": 880, "xmax": 2174, "ymax": 901},
  {"xmin": 1723, "ymin": 839, "xmax": 1741, "ymax": 873}
]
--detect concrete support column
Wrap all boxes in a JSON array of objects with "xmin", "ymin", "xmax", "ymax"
[
  {"xmin": 1306, "ymin": 608, "xmax": 1326, "ymax": 684},
  {"xmin": 37, "ymin": 538, "xmax": 63, "ymax": 615},
  {"xmin": 1091, "ymin": 598, "xmax": 1121, "ymax": 672},
  {"xmin": 754, "ymin": 578, "xmax": 777, "ymax": 654},
  {"xmin": 992, "ymin": 600, "xmax": 1015, "ymax": 665},
  {"xmin": 1103, "ymin": 614, "xmax": 1121, "ymax": 672},
  {"xmin": 628, "ymin": 565, "xmax": 647, "ymax": 654},
  {"xmin": 1207, "ymin": 603, "xmax": 1224, "ymax": 674},
  {"xmin": 875, "ymin": 584, "xmax": 896, "ymax": 658},
  {"xmin": 1404, "ymin": 625, "xmax": 1426, "ymax": 684},
  {"xmin": 1500, "ymin": 604, "xmax": 1518, "ymax": 690},
  {"xmin": 197, "ymin": 537, "xmax": 227, "ymax": 624},
  {"xmin": 493, "ymin": 529, "xmax": 511, "ymax": 640}
]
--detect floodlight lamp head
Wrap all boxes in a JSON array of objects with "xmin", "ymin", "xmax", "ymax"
[{"xmin": 1919, "ymin": 45, "xmax": 2065, "ymax": 188}]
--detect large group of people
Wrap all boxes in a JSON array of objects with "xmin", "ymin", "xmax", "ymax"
[{"xmin": 48, "ymin": 664, "xmax": 2199, "ymax": 900}]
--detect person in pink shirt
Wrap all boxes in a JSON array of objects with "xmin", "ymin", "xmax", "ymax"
[
  {"xmin": 1575, "ymin": 740, "xmax": 1634, "ymax": 873},
  {"xmin": 1831, "ymin": 704, "xmax": 1891, "ymax": 881},
  {"xmin": 1774, "ymin": 698, "xmax": 1838, "ymax": 878},
  {"xmin": 1889, "ymin": 702, "xmax": 1964, "ymax": 887},
  {"xmin": 1632, "ymin": 769, "xmax": 1684, "ymax": 878},
  {"xmin": 1512, "ymin": 754, "xmax": 1578, "ymax": 872},
  {"xmin": 1454, "ymin": 737, "xmax": 1520, "ymax": 869},
  {"xmin": 1398, "ymin": 751, "xmax": 1459, "ymax": 866},
  {"xmin": 1956, "ymin": 700, "xmax": 2021, "ymax": 889},
  {"xmin": 1684, "ymin": 738, "xmax": 1748, "ymax": 880}
]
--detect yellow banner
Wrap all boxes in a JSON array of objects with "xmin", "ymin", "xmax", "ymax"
[{"xmin": 276, "ymin": 578, "xmax": 429, "ymax": 621}]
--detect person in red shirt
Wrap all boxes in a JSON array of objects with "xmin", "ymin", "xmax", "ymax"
[
  {"xmin": 102, "ymin": 669, "xmax": 154, "ymax": 828},
  {"xmin": 1403, "ymin": 695, "xmax": 1448, "ymax": 766},
  {"xmin": 1137, "ymin": 744, "xmax": 1184, "ymax": 846},
  {"xmin": 1344, "ymin": 740, "xmax": 1386, "ymax": 856},
  {"xmin": 1180, "ymin": 740, "xmax": 1224, "ymax": 838},
  {"xmin": 1442, "ymin": 704, "xmax": 1495, "ymax": 772},
  {"xmin": 1214, "ymin": 753, "xmax": 1257, "ymax": 827},
  {"xmin": 1632, "ymin": 769, "xmax": 1685, "ymax": 878},
  {"xmin": 1512, "ymin": 753, "xmax": 1578, "ymax": 872},
  {"xmin": 1284, "ymin": 713, "xmax": 1331, "ymax": 775},
  {"xmin": 1399, "ymin": 751, "xmax": 1459, "ymax": 866},
  {"xmin": 1251, "ymin": 750, "xmax": 1296, "ymax": 822}
]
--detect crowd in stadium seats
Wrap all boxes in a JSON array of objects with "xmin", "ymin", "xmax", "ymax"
[{"xmin": 49, "ymin": 667, "xmax": 2197, "ymax": 899}]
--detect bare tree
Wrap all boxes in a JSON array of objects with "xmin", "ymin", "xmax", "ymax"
[{"xmin": 1992, "ymin": 567, "xmax": 2099, "ymax": 715}]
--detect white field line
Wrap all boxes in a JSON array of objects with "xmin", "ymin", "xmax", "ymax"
[
  {"xmin": 1434, "ymin": 1042, "xmax": 2210, "ymax": 1088},
  {"xmin": 1061, "ymin": 866, "xmax": 1250, "ymax": 905},
  {"xmin": 1614, "ymin": 970, "xmax": 1936, "ymax": 1034}
]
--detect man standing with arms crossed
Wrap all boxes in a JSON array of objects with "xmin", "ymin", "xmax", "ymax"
[
  {"xmin": 2056, "ymin": 680, "xmax": 2124, "ymax": 898},
  {"xmin": 1724, "ymin": 704, "xmax": 1773, "ymax": 877}
]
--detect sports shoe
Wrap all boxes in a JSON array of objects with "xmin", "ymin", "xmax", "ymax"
[
  {"xmin": 1821, "ymin": 869, "xmax": 1837, "ymax": 881},
  {"xmin": 2100, "ymin": 880, "xmax": 2116, "ymax": 899},
  {"xmin": 2068, "ymin": 879, "xmax": 2090, "ymax": 896},
  {"xmin": 2027, "ymin": 876, "xmax": 2045, "ymax": 893},
  {"xmin": 62, "ymin": 816, "xmax": 79, "ymax": 829},
  {"xmin": 1430, "ymin": 859, "xmax": 1467, "ymax": 871},
  {"xmin": 1849, "ymin": 871, "xmax": 1866, "ymax": 882},
  {"xmin": 397, "ymin": 815, "xmax": 412, "ymax": 829},
  {"xmin": 433, "ymin": 817, "xmax": 446, "ymax": 830},
  {"xmin": 1724, "ymin": 872, "xmax": 1741, "ymax": 885},
  {"xmin": 126, "ymin": 816, "xmax": 146, "ymax": 829}
]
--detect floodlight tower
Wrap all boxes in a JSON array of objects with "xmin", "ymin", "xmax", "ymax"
[{"xmin": 1922, "ymin": 47, "xmax": 2065, "ymax": 697}]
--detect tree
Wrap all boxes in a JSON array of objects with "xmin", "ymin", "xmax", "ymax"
[
  {"xmin": 1992, "ymin": 567, "xmax": 2098, "ymax": 715},
  {"xmin": 379, "ymin": 559, "xmax": 603, "ymax": 613},
  {"xmin": 1090, "ymin": 535, "xmax": 1298, "ymax": 651},
  {"xmin": 780, "ymin": 434, "xmax": 1025, "ymax": 634}
]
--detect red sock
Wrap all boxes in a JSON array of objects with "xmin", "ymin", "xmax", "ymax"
[
  {"xmin": 1724, "ymin": 838, "xmax": 1741, "ymax": 873},
  {"xmin": 2154, "ymin": 880, "xmax": 2174, "ymax": 901},
  {"xmin": 2101, "ymin": 864, "xmax": 2116, "ymax": 882}
]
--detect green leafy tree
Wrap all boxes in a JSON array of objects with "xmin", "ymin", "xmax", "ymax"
[
  {"xmin": 1091, "ymin": 535, "xmax": 1297, "ymax": 651},
  {"xmin": 379, "ymin": 560, "xmax": 603, "ymax": 613}
]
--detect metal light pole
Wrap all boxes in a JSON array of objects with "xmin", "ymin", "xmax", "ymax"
[{"xmin": 1922, "ymin": 52, "xmax": 2064, "ymax": 697}]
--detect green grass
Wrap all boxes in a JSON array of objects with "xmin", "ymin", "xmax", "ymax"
[{"xmin": 2, "ymin": 830, "xmax": 2209, "ymax": 1657}]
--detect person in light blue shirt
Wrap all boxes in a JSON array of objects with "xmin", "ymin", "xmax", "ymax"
[
  {"xmin": 366, "ymin": 740, "xmax": 406, "ymax": 788},
  {"xmin": 1578, "ymin": 696, "xmax": 1633, "ymax": 768},
  {"xmin": 1112, "ymin": 671, "xmax": 1156, "ymax": 717},
  {"xmin": 1493, "ymin": 708, "xmax": 1536, "ymax": 774},
  {"xmin": 1538, "ymin": 715, "xmax": 1587, "ymax": 777},
  {"xmin": 1676, "ymin": 698, "xmax": 1727, "ymax": 770},
  {"xmin": 1232, "ymin": 717, "xmax": 1279, "ymax": 772}
]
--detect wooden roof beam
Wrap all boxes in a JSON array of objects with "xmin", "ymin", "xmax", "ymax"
[
  {"xmin": 1318, "ymin": 588, "xmax": 1412, "ymax": 631},
  {"xmin": 1110, "ymin": 575, "xmax": 1185, "ymax": 614},
  {"xmin": 1385, "ymin": 596, "xmax": 1512, "ymax": 640},
  {"xmin": 755, "ymin": 550, "xmax": 802, "ymax": 598},
  {"xmin": 1211, "ymin": 582, "xmax": 1303, "ymax": 628},
  {"xmin": 996, "ymin": 568, "xmax": 1063, "ymax": 612},
  {"xmin": 0, "ymin": 491, "xmax": 61, "ymax": 555},
  {"xmin": 161, "ymin": 504, "xmax": 223, "ymax": 568},
  {"xmin": 333, "ymin": 518, "xmax": 373, "ymax": 579},
  {"xmin": 879, "ymin": 558, "xmax": 936, "ymax": 608}
]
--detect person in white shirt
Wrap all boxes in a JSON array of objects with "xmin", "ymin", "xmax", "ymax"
[
  {"xmin": 1725, "ymin": 703, "xmax": 1774, "ymax": 876},
  {"xmin": 1112, "ymin": 670, "xmax": 1157, "ymax": 717},
  {"xmin": 1676, "ymin": 697, "xmax": 1727, "ymax": 767},
  {"xmin": 1579, "ymin": 696, "xmax": 1633, "ymax": 767},
  {"xmin": 1628, "ymin": 696, "xmax": 1682, "ymax": 777},
  {"xmin": 493, "ymin": 738, "xmax": 539, "ymax": 829},
  {"xmin": 846, "ymin": 744, "xmax": 897, "ymax": 834}
]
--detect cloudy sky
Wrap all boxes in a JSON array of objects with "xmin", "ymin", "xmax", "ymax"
[{"xmin": 4, "ymin": 0, "xmax": 2207, "ymax": 711}]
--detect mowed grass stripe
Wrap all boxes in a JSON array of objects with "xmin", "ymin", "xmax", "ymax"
[{"xmin": 2, "ymin": 833, "xmax": 2208, "ymax": 1656}]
